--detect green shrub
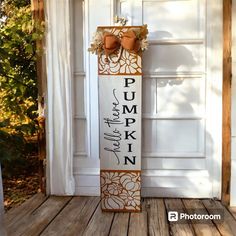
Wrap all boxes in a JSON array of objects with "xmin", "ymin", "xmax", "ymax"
[{"xmin": 0, "ymin": 0, "xmax": 44, "ymax": 176}]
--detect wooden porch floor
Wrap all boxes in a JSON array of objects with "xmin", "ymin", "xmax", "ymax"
[{"xmin": 3, "ymin": 194, "xmax": 236, "ymax": 236}]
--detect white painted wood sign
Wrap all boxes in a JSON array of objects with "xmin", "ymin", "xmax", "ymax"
[{"xmin": 98, "ymin": 26, "xmax": 144, "ymax": 212}]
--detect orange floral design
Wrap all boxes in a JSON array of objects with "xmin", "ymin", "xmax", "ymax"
[
  {"xmin": 101, "ymin": 171, "xmax": 141, "ymax": 211},
  {"xmin": 119, "ymin": 50, "xmax": 141, "ymax": 74},
  {"xmin": 120, "ymin": 190, "xmax": 141, "ymax": 210}
]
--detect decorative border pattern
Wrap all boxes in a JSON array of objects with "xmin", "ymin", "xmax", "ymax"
[
  {"xmin": 100, "ymin": 170, "xmax": 141, "ymax": 212},
  {"xmin": 98, "ymin": 27, "xmax": 142, "ymax": 76},
  {"xmin": 99, "ymin": 26, "xmax": 144, "ymax": 212}
]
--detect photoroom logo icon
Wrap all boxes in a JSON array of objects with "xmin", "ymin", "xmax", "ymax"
[{"xmin": 168, "ymin": 211, "xmax": 179, "ymax": 221}]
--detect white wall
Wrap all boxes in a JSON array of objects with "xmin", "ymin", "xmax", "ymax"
[{"xmin": 231, "ymin": 0, "xmax": 236, "ymax": 206}]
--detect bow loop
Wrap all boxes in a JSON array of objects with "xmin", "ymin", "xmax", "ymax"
[
  {"xmin": 121, "ymin": 30, "xmax": 140, "ymax": 53},
  {"xmin": 103, "ymin": 32, "xmax": 120, "ymax": 58}
]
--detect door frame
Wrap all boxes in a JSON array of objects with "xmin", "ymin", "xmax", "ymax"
[{"xmin": 222, "ymin": 0, "xmax": 232, "ymax": 205}]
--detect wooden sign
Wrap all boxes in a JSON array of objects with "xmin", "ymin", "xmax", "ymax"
[{"xmin": 95, "ymin": 26, "xmax": 147, "ymax": 212}]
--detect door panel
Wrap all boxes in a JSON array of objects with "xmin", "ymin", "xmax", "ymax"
[
  {"xmin": 143, "ymin": 0, "xmax": 204, "ymax": 40},
  {"xmin": 142, "ymin": 77, "xmax": 205, "ymax": 116},
  {"xmin": 73, "ymin": 0, "xmax": 114, "ymax": 196},
  {"xmin": 117, "ymin": 0, "xmax": 222, "ymax": 197},
  {"xmin": 143, "ymin": 44, "xmax": 204, "ymax": 73},
  {"xmin": 73, "ymin": 0, "xmax": 88, "ymax": 158},
  {"xmin": 73, "ymin": 120, "xmax": 87, "ymax": 154},
  {"xmin": 74, "ymin": 75, "xmax": 86, "ymax": 116},
  {"xmin": 142, "ymin": 158, "xmax": 206, "ymax": 169},
  {"xmin": 142, "ymin": 119, "xmax": 204, "ymax": 154}
]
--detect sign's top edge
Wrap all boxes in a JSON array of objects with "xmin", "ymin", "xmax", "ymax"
[
  {"xmin": 97, "ymin": 26, "xmax": 144, "ymax": 29},
  {"xmin": 100, "ymin": 170, "xmax": 142, "ymax": 173},
  {"xmin": 98, "ymin": 73, "xmax": 142, "ymax": 76}
]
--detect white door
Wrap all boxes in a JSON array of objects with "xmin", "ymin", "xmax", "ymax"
[{"xmin": 72, "ymin": 0, "xmax": 222, "ymax": 198}]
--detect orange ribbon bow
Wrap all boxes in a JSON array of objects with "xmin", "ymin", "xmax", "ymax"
[
  {"xmin": 121, "ymin": 30, "xmax": 140, "ymax": 52},
  {"xmin": 103, "ymin": 30, "xmax": 140, "ymax": 59},
  {"xmin": 103, "ymin": 32, "xmax": 120, "ymax": 58}
]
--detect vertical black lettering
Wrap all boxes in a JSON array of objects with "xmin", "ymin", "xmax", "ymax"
[
  {"xmin": 125, "ymin": 131, "xmax": 136, "ymax": 140},
  {"xmin": 122, "ymin": 105, "xmax": 137, "ymax": 114},
  {"xmin": 128, "ymin": 143, "xmax": 132, "ymax": 152},
  {"xmin": 124, "ymin": 78, "xmax": 135, "ymax": 87},
  {"xmin": 124, "ymin": 91, "xmax": 136, "ymax": 101},
  {"xmin": 124, "ymin": 156, "xmax": 136, "ymax": 165},
  {"xmin": 125, "ymin": 118, "xmax": 136, "ymax": 127}
]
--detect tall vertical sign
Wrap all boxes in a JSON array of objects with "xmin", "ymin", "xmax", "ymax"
[{"xmin": 95, "ymin": 26, "xmax": 147, "ymax": 212}]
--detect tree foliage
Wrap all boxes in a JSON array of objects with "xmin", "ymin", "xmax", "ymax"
[{"xmin": 0, "ymin": 0, "xmax": 44, "ymax": 170}]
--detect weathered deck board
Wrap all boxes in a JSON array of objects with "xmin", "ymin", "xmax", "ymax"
[
  {"xmin": 128, "ymin": 200, "xmax": 148, "ymax": 236},
  {"xmin": 109, "ymin": 213, "xmax": 130, "ymax": 236},
  {"xmin": 146, "ymin": 198, "xmax": 169, "ymax": 236},
  {"xmin": 202, "ymin": 199, "xmax": 236, "ymax": 236},
  {"xmin": 4, "ymin": 195, "xmax": 236, "ymax": 236},
  {"xmin": 164, "ymin": 199, "xmax": 195, "ymax": 236},
  {"xmin": 4, "ymin": 193, "xmax": 48, "ymax": 227},
  {"xmin": 6, "ymin": 196, "xmax": 72, "ymax": 236},
  {"xmin": 228, "ymin": 207, "xmax": 236, "ymax": 220},
  {"xmin": 183, "ymin": 199, "xmax": 221, "ymax": 236},
  {"xmin": 82, "ymin": 202, "xmax": 114, "ymax": 236},
  {"xmin": 41, "ymin": 196, "xmax": 100, "ymax": 236}
]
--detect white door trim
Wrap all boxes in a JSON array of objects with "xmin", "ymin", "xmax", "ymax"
[{"xmin": 205, "ymin": 0, "xmax": 223, "ymax": 198}]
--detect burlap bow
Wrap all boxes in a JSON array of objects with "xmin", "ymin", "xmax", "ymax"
[{"xmin": 103, "ymin": 30, "xmax": 140, "ymax": 59}]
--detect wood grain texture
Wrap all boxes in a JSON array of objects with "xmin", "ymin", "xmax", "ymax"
[
  {"xmin": 109, "ymin": 213, "xmax": 130, "ymax": 236},
  {"xmin": 82, "ymin": 202, "xmax": 114, "ymax": 236},
  {"xmin": 4, "ymin": 193, "xmax": 47, "ymax": 227},
  {"xmin": 164, "ymin": 199, "xmax": 194, "ymax": 236},
  {"xmin": 5, "ymin": 196, "xmax": 236, "ymax": 235},
  {"xmin": 146, "ymin": 199, "xmax": 169, "ymax": 236},
  {"xmin": 41, "ymin": 197, "xmax": 100, "ymax": 236},
  {"xmin": 202, "ymin": 199, "xmax": 236, "ymax": 236},
  {"xmin": 6, "ymin": 196, "xmax": 72, "ymax": 236},
  {"xmin": 128, "ymin": 200, "xmax": 148, "ymax": 236},
  {"xmin": 228, "ymin": 206, "xmax": 236, "ymax": 220},
  {"xmin": 31, "ymin": 0, "xmax": 47, "ymax": 193},
  {"xmin": 183, "ymin": 199, "xmax": 221, "ymax": 236},
  {"xmin": 222, "ymin": 0, "xmax": 232, "ymax": 206}
]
